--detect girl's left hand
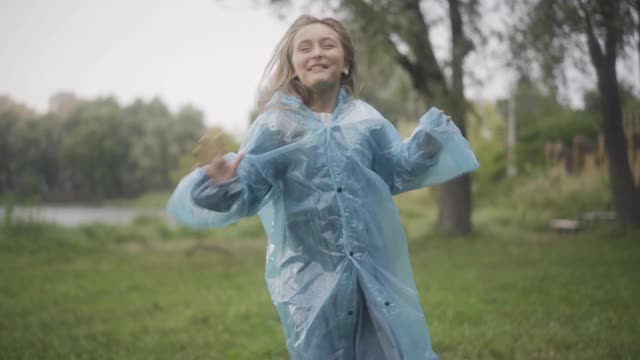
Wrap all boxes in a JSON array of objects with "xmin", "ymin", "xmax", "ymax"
[{"xmin": 440, "ymin": 109, "xmax": 452, "ymax": 122}]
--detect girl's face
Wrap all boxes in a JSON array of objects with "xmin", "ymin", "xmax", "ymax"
[{"xmin": 291, "ymin": 23, "xmax": 347, "ymax": 93}]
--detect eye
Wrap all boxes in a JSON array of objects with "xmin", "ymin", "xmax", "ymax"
[{"xmin": 299, "ymin": 47, "xmax": 311, "ymax": 53}]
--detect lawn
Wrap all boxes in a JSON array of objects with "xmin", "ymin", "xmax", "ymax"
[{"xmin": 1, "ymin": 174, "xmax": 639, "ymax": 359}]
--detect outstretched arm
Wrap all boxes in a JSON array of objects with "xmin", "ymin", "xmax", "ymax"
[
  {"xmin": 371, "ymin": 107, "xmax": 479, "ymax": 195},
  {"xmin": 190, "ymin": 151, "xmax": 247, "ymax": 212},
  {"xmin": 167, "ymin": 115, "xmax": 278, "ymax": 228}
]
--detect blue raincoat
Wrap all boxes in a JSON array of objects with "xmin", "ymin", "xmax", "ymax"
[{"xmin": 167, "ymin": 88, "xmax": 479, "ymax": 359}]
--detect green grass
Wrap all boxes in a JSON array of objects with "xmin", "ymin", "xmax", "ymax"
[
  {"xmin": 416, "ymin": 226, "xmax": 640, "ymax": 359},
  {"xmin": 0, "ymin": 220, "xmax": 283, "ymax": 360},
  {"xmin": 1, "ymin": 173, "xmax": 639, "ymax": 359}
]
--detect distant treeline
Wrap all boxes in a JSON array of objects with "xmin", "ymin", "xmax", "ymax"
[
  {"xmin": 0, "ymin": 96, "xmax": 207, "ymax": 203},
  {"xmin": 2, "ymin": 80, "xmax": 638, "ymax": 205}
]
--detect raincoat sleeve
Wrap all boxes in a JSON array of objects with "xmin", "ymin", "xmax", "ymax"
[
  {"xmin": 166, "ymin": 115, "xmax": 277, "ymax": 228},
  {"xmin": 371, "ymin": 106, "xmax": 479, "ymax": 195}
]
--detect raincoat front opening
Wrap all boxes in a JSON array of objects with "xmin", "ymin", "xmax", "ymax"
[{"xmin": 168, "ymin": 88, "xmax": 479, "ymax": 359}]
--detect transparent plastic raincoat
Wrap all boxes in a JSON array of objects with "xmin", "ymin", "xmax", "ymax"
[{"xmin": 167, "ymin": 88, "xmax": 479, "ymax": 359}]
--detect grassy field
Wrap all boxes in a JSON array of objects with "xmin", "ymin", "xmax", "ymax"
[{"xmin": 1, "ymin": 173, "xmax": 639, "ymax": 359}]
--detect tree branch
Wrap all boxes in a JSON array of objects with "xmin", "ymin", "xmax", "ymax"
[
  {"xmin": 384, "ymin": 35, "xmax": 430, "ymax": 96},
  {"xmin": 602, "ymin": 1, "xmax": 620, "ymax": 64},
  {"xmin": 344, "ymin": 0, "xmax": 447, "ymax": 96},
  {"xmin": 576, "ymin": 0, "xmax": 605, "ymax": 68},
  {"xmin": 403, "ymin": 0, "xmax": 448, "ymax": 93}
]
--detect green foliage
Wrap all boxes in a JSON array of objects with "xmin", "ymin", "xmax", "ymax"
[
  {"xmin": 496, "ymin": 78, "xmax": 602, "ymax": 172},
  {"xmin": 509, "ymin": 0, "xmax": 637, "ymax": 90},
  {"xmin": 356, "ymin": 41, "xmax": 425, "ymax": 124},
  {"xmin": 0, "ymin": 110, "xmax": 20, "ymax": 194},
  {"xmin": 1, "ymin": 192, "xmax": 16, "ymax": 227},
  {"xmin": 60, "ymin": 98, "xmax": 131, "ymax": 200},
  {"xmin": 172, "ymin": 154, "xmax": 198, "ymax": 186},
  {"xmin": 0, "ymin": 110, "xmax": 60, "ymax": 198},
  {"xmin": 466, "ymin": 102, "xmax": 508, "ymax": 188},
  {"xmin": 475, "ymin": 170, "xmax": 611, "ymax": 231},
  {"xmin": 0, "ymin": 96, "xmax": 213, "ymax": 203}
]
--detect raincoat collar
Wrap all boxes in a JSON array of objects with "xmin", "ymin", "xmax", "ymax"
[{"xmin": 266, "ymin": 86, "xmax": 355, "ymax": 122}]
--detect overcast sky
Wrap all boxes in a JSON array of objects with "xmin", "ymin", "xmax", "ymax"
[
  {"xmin": 1, "ymin": 0, "xmax": 611, "ymax": 139},
  {"xmin": 1, "ymin": 0, "xmax": 305, "ymax": 137}
]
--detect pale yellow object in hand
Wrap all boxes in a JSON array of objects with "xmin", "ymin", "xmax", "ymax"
[{"xmin": 192, "ymin": 133, "xmax": 226, "ymax": 169}]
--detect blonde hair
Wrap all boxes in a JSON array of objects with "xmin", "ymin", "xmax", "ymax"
[{"xmin": 257, "ymin": 15, "xmax": 357, "ymax": 113}]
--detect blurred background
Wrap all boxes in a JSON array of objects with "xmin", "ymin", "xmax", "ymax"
[{"xmin": 1, "ymin": 0, "xmax": 639, "ymax": 359}]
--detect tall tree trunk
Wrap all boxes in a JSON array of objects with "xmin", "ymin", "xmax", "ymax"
[
  {"xmin": 596, "ymin": 60, "xmax": 640, "ymax": 227},
  {"xmin": 582, "ymin": 0, "xmax": 640, "ymax": 227},
  {"xmin": 437, "ymin": 0, "xmax": 472, "ymax": 234}
]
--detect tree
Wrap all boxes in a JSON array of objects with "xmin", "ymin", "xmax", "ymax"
[
  {"xmin": 511, "ymin": 0, "xmax": 640, "ymax": 227},
  {"xmin": 0, "ymin": 93, "xmax": 207, "ymax": 202},
  {"xmin": 495, "ymin": 76, "xmax": 601, "ymax": 171},
  {"xmin": 125, "ymin": 98, "xmax": 206, "ymax": 193},
  {"xmin": 60, "ymin": 97, "xmax": 131, "ymax": 201},
  {"xmin": 0, "ymin": 110, "xmax": 20, "ymax": 194},
  {"xmin": 0, "ymin": 110, "xmax": 62, "ymax": 199}
]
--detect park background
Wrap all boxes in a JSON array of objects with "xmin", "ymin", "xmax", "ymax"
[{"xmin": 1, "ymin": 0, "xmax": 639, "ymax": 359}]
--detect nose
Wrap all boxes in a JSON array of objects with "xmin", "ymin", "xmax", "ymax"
[{"xmin": 310, "ymin": 44, "xmax": 324, "ymax": 58}]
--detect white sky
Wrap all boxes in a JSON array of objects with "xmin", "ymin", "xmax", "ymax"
[
  {"xmin": 0, "ymin": 0, "xmax": 302, "ymax": 137},
  {"xmin": 1, "ymin": 0, "xmax": 611, "ymax": 139}
]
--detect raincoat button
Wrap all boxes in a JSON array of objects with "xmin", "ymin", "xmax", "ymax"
[
  {"xmin": 348, "ymin": 310, "xmax": 353, "ymax": 315},
  {"xmin": 348, "ymin": 251, "xmax": 354, "ymax": 256},
  {"xmin": 337, "ymin": 187, "xmax": 343, "ymax": 193},
  {"xmin": 384, "ymin": 301, "xmax": 390, "ymax": 306}
]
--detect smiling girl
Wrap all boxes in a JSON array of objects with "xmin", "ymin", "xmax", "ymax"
[{"xmin": 168, "ymin": 15, "xmax": 478, "ymax": 360}]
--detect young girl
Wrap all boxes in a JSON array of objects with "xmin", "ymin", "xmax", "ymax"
[{"xmin": 168, "ymin": 15, "xmax": 478, "ymax": 360}]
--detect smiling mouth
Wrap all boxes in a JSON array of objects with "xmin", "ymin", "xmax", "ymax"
[{"xmin": 308, "ymin": 64, "xmax": 329, "ymax": 71}]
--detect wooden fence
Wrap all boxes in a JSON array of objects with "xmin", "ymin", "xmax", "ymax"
[{"xmin": 544, "ymin": 116, "xmax": 640, "ymax": 184}]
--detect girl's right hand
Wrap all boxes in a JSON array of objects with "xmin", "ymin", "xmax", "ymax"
[
  {"xmin": 192, "ymin": 133, "xmax": 224, "ymax": 169},
  {"xmin": 192, "ymin": 133, "xmax": 245, "ymax": 182},
  {"xmin": 205, "ymin": 152, "xmax": 246, "ymax": 183}
]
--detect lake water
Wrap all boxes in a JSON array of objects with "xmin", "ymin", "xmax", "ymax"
[{"xmin": 0, "ymin": 205, "xmax": 169, "ymax": 227}]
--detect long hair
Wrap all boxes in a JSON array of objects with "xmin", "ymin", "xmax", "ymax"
[{"xmin": 256, "ymin": 15, "xmax": 357, "ymax": 113}]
